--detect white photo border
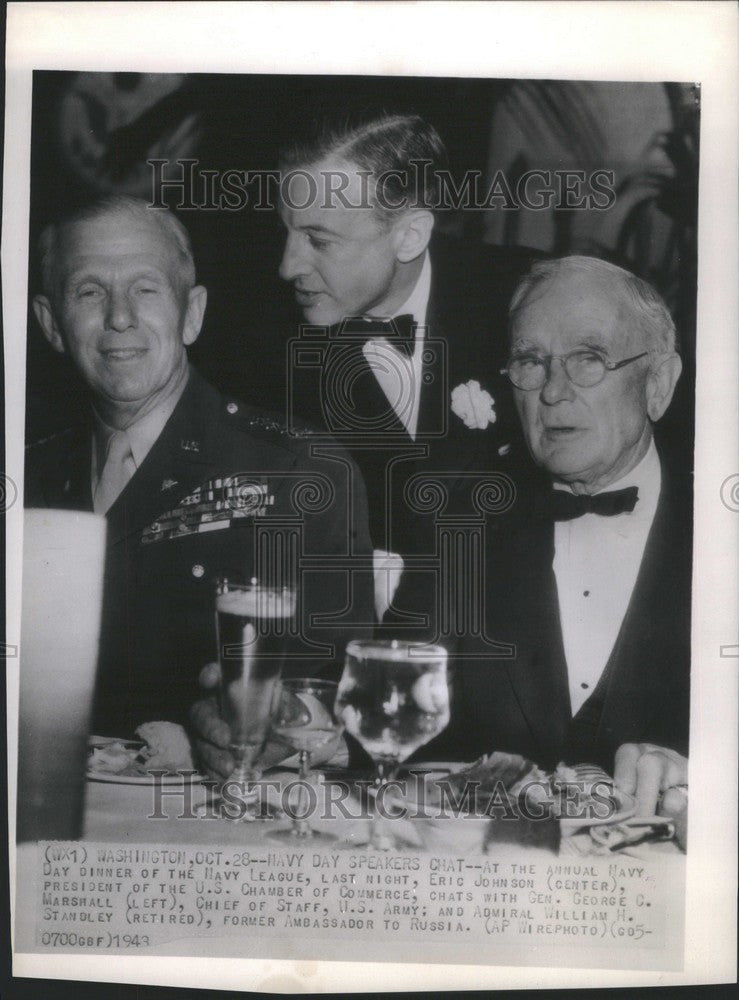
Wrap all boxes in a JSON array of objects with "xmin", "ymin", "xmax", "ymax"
[{"xmin": 4, "ymin": 1, "xmax": 737, "ymax": 992}]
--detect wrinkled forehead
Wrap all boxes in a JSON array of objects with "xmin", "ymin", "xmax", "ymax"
[
  {"xmin": 510, "ymin": 271, "xmax": 639, "ymax": 354},
  {"xmin": 56, "ymin": 212, "xmax": 182, "ymax": 280}
]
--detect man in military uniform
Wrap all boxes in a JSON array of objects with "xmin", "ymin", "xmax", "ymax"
[{"xmin": 26, "ymin": 195, "xmax": 374, "ymax": 737}]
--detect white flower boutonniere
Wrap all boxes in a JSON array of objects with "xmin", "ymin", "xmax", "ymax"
[{"xmin": 451, "ymin": 380, "xmax": 496, "ymax": 430}]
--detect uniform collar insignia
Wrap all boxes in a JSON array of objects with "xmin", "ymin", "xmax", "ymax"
[{"xmin": 161, "ymin": 478, "xmax": 178, "ymax": 491}]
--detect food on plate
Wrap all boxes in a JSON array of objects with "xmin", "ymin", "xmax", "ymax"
[
  {"xmin": 134, "ymin": 721, "xmax": 195, "ymax": 771},
  {"xmin": 417, "ymin": 751, "xmax": 558, "ymax": 852},
  {"xmin": 421, "ymin": 751, "xmax": 548, "ymax": 810},
  {"xmin": 403, "ymin": 753, "xmax": 621, "ymax": 853},
  {"xmin": 87, "ymin": 742, "xmax": 133, "ymax": 774},
  {"xmin": 88, "ymin": 722, "xmax": 195, "ymax": 777},
  {"xmin": 552, "ymin": 762, "xmax": 614, "ymax": 795},
  {"xmin": 550, "ymin": 762, "xmax": 618, "ymax": 821},
  {"xmin": 406, "ymin": 754, "xmax": 619, "ymax": 825}
]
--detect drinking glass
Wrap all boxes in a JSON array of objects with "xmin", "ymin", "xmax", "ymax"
[
  {"xmin": 216, "ymin": 578, "xmax": 296, "ymax": 816},
  {"xmin": 270, "ymin": 678, "xmax": 342, "ymax": 840},
  {"xmin": 18, "ymin": 510, "xmax": 106, "ymax": 841},
  {"xmin": 335, "ymin": 639, "xmax": 450, "ymax": 849}
]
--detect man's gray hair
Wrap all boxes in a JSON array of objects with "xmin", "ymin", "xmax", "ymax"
[
  {"xmin": 38, "ymin": 195, "xmax": 196, "ymax": 299},
  {"xmin": 509, "ymin": 256, "xmax": 678, "ymax": 359}
]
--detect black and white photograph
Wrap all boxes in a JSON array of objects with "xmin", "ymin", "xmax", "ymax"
[{"xmin": 4, "ymin": 2, "xmax": 737, "ymax": 995}]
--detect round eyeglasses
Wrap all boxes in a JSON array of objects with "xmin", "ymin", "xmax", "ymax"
[{"xmin": 501, "ymin": 349, "xmax": 648, "ymax": 391}]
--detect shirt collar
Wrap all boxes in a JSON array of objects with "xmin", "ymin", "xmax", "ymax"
[
  {"xmin": 93, "ymin": 369, "xmax": 190, "ymax": 473},
  {"xmin": 393, "ymin": 250, "xmax": 431, "ymax": 328},
  {"xmin": 552, "ymin": 436, "xmax": 661, "ymax": 515},
  {"xmin": 600, "ymin": 436, "xmax": 660, "ymax": 503},
  {"xmin": 362, "ymin": 251, "xmax": 431, "ymax": 332}
]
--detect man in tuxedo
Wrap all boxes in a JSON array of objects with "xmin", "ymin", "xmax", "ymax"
[
  {"xmin": 26, "ymin": 195, "xmax": 374, "ymax": 739},
  {"xmin": 397, "ymin": 256, "xmax": 690, "ymax": 819},
  {"xmin": 278, "ymin": 112, "xmax": 536, "ymax": 615}
]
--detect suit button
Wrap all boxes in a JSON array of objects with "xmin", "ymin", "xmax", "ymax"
[
  {"xmin": 227, "ymin": 402, "xmax": 238, "ymax": 414},
  {"xmin": 191, "ymin": 564, "xmax": 205, "ymax": 578}
]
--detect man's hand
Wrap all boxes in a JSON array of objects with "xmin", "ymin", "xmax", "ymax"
[
  {"xmin": 189, "ymin": 663, "xmax": 346, "ymax": 782},
  {"xmin": 614, "ymin": 743, "xmax": 688, "ymax": 849},
  {"xmin": 189, "ymin": 663, "xmax": 235, "ymax": 781}
]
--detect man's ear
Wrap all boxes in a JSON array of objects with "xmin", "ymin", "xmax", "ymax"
[
  {"xmin": 182, "ymin": 285, "xmax": 207, "ymax": 346},
  {"xmin": 33, "ymin": 295, "xmax": 65, "ymax": 354},
  {"xmin": 646, "ymin": 352, "xmax": 682, "ymax": 422},
  {"xmin": 394, "ymin": 210, "xmax": 434, "ymax": 264}
]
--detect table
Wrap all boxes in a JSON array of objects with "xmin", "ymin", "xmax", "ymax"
[
  {"xmin": 14, "ymin": 768, "xmax": 685, "ymax": 971},
  {"xmin": 82, "ymin": 767, "xmax": 681, "ymax": 858}
]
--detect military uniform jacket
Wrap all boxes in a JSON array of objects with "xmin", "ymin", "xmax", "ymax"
[{"xmin": 25, "ymin": 368, "xmax": 374, "ymax": 736}]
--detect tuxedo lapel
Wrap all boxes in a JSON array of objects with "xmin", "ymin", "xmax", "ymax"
[
  {"xmin": 422, "ymin": 236, "xmax": 521, "ymax": 470},
  {"xmin": 350, "ymin": 345, "xmax": 410, "ymax": 439},
  {"xmin": 415, "ymin": 322, "xmax": 448, "ymax": 441},
  {"xmin": 594, "ymin": 469, "xmax": 692, "ymax": 754},
  {"xmin": 421, "ymin": 285, "xmax": 484, "ymax": 477},
  {"xmin": 487, "ymin": 510, "xmax": 572, "ymax": 764}
]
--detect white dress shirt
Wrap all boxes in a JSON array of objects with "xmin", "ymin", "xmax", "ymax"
[
  {"xmin": 91, "ymin": 371, "xmax": 190, "ymax": 499},
  {"xmin": 365, "ymin": 253, "xmax": 431, "ymax": 617},
  {"xmin": 362, "ymin": 251, "xmax": 431, "ymax": 440},
  {"xmin": 553, "ymin": 439, "xmax": 661, "ymax": 715}
]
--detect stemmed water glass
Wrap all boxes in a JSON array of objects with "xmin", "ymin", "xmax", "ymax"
[
  {"xmin": 269, "ymin": 678, "xmax": 343, "ymax": 840},
  {"xmin": 335, "ymin": 639, "xmax": 450, "ymax": 850}
]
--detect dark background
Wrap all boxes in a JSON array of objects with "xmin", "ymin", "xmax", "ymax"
[
  {"xmin": 25, "ymin": 72, "xmax": 698, "ymax": 461},
  {"xmin": 2, "ymin": 68, "xmax": 721, "ymax": 1000}
]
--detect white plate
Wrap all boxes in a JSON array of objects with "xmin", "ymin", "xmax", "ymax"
[
  {"xmin": 86, "ymin": 769, "xmax": 203, "ymax": 786},
  {"xmin": 88, "ymin": 735, "xmax": 143, "ymax": 750},
  {"xmin": 86, "ymin": 736, "xmax": 203, "ymax": 785}
]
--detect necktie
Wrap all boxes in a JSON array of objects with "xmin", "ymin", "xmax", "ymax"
[
  {"xmin": 547, "ymin": 486, "xmax": 639, "ymax": 521},
  {"xmin": 93, "ymin": 430, "xmax": 135, "ymax": 514},
  {"xmin": 340, "ymin": 314, "xmax": 416, "ymax": 357}
]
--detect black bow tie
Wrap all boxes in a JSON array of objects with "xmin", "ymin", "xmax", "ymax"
[
  {"xmin": 548, "ymin": 486, "xmax": 639, "ymax": 521},
  {"xmin": 338, "ymin": 314, "xmax": 416, "ymax": 357}
]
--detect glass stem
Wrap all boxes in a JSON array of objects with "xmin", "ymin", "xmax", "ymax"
[
  {"xmin": 292, "ymin": 750, "xmax": 312, "ymax": 837},
  {"xmin": 370, "ymin": 759, "xmax": 399, "ymax": 850},
  {"xmin": 230, "ymin": 744, "xmax": 259, "ymax": 786}
]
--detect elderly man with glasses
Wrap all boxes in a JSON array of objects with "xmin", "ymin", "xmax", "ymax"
[{"xmin": 395, "ymin": 256, "xmax": 691, "ymax": 829}]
